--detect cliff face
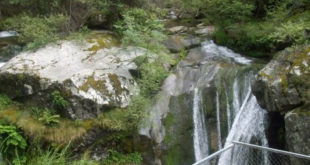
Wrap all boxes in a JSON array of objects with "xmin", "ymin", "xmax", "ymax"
[{"xmin": 253, "ymin": 45, "xmax": 310, "ymax": 162}]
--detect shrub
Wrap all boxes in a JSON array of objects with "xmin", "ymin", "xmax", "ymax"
[
  {"xmin": 115, "ymin": 8, "xmax": 166, "ymax": 53},
  {"xmin": 0, "ymin": 94, "xmax": 13, "ymax": 109},
  {"xmin": 52, "ymin": 91, "xmax": 68, "ymax": 111},
  {"xmin": 138, "ymin": 62, "xmax": 169, "ymax": 97},
  {"xmin": 0, "ymin": 125, "xmax": 27, "ymax": 164},
  {"xmin": 268, "ymin": 20, "xmax": 309, "ymax": 45},
  {"xmin": 2, "ymin": 14, "xmax": 69, "ymax": 49}
]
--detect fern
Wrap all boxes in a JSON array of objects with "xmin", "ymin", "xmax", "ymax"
[
  {"xmin": 38, "ymin": 111, "xmax": 60, "ymax": 126},
  {"xmin": 0, "ymin": 125, "xmax": 27, "ymax": 164}
]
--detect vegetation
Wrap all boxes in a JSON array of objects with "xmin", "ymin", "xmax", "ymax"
[
  {"xmin": 115, "ymin": 8, "xmax": 167, "ymax": 52},
  {"xmin": 3, "ymin": 0, "xmax": 309, "ymax": 164},
  {"xmin": 169, "ymin": 0, "xmax": 310, "ymax": 57},
  {"xmin": 38, "ymin": 111, "xmax": 60, "ymax": 126},
  {"xmin": 51, "ymin": 91, "xmax": 68, "ymax": 111},
  {"xmin": 102, "ymin": 150, "xmax": 142, "ymax": 165},
  {"xmin": 0, "ymin": 125, "xmax": 27, "ymax": 164}
]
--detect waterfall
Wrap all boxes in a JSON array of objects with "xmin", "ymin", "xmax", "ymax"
[
  {"xmin": 191, "ymin": 41, "xmax": 268, "ymax": 165},
  {"xmin": 218, "ymin": 75, "xmax": 269, "ymax": 165},
  {"xmin": 216, "ymin": 92, "xmax": 222, "ymax": 150},
  {"xmin": 0, "ymin": 62, "xmax": 5, "ymax": 68},
  {"xmin": 193, "ymin": 88, "xmax": 209, "ymax": 162},
  {"xmin": 226, "ymin": 91, "xmax": 231, "ymax": 131}
]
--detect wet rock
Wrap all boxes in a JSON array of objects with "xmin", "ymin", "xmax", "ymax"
[{"xmin": 0, "ymin": 32, "xmax": 146, "ymax": 119}]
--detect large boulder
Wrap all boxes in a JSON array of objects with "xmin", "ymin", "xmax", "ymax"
[
  {"xmin": 253, "ymin": 45, "xmax": 310, "ymax": 160},
  {"xmin": 0, "ymin": 32, "xmax": 145, "ymax": 119},
  {"xmin": 252, "ymin": 47, "xmax": 310, "ymax": 112},
  {"xmin": 285, "ymin": 109, "xmax": 310, "ymax": 159}
]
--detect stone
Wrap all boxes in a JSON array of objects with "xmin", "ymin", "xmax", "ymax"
[
  {"xmin": 164, "ymin": 35, "xmax": 201, "ymax": 53},
  {"xmin": 253, "ymin": 45, "xmax": 310, "ymax": 161},
  {"xmin": 285, "ymin": 109, "xmax": 310, "ymax": 165},
  {"xmin": 252, "ymin": 47, "xmax": 310, "ymax": 112},
  {"xmin": 194, "ymin": 26, "xmax": 216, "ymax": 36},
  {"xmin": 0, "ymin": 32, "xmax": 146, "ymax": 119},
  {"xmin": 167, "ymin": 26, "xmax": 188, "ymax": 34}
]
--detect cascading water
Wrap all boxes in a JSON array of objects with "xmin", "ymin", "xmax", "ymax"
[
  {"xmin": 225, "ymin": 91, "xmax": 231, "ymax": 131},
  {"xmin": 140, "ymin": 40, "xmax": 268, "ymax": 165},
  {"xmin": 0, "ymin": 63, "xmax": 5, "ymax": 68},
  {"xmin": 193, "ymin": 88, "xmax": 209, "ymax": 162},
  {"xmin": 216, "ymin": 92, "xmax": 222, "ymax": 150},
  {"xmin": 192, "ymin": 40, "xmax": 268, "ymax": 165},
  {"xmin": 217, "ymin": 73, "xmax": 269, "ymax": 165}
]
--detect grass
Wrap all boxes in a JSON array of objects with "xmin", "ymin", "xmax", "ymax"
[{"xmin": 0, "ymin": 108, "xmax": 87, "ymax": 145}]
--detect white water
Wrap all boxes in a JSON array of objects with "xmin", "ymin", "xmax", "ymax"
[
  {"xmin": 216, "ymin": 92, "xmax": 222, "ymax": 150},
  {"xmin": 0, "ymin": 31, "xmax": 18, "ymax": 38},
  {"xmin": 218, "ymin": 76, "xmax": 269, "ymax": 165},
  {"xmin": 232, "ymin": 78, "xmax": 240, "ymax": 115},
  {"xmin": 191, "ymin": 40, "xmax": 268, "ymax": 165},
  {"xmin": 226, "ymin": 91, "xmax": 231, "ymax": 131},
  {"xmin": 201, "ymin": 41, "xmax": 252, "ymax": 65},
  {"xmin": 0, "ymin": 62, "xmax": 5, "ymax": 68},
  {"xmin": 193, "ymin": 88, "xmax": 209, "ymax": 162}
]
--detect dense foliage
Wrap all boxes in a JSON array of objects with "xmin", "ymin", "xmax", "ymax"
[{"xmin": 173, "ymin": 0, "xmax": 310, "ymax": 57}]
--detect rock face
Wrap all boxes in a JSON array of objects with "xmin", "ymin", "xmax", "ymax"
[
  {"xmin": 253, "ymin": 46, "xmax": 310, "ymax": 161},
  {"xmin": 0, "ymin": 32, "xmax": 145, "ymax": 119}
]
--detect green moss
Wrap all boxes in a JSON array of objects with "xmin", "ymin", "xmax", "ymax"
[
  {"xmin": 293, "ymin": 107, "xmax": 310, "ymax": 117},
  {"xmin": 259, "ymin": 71, "xmax": 272, "ymax": 80},
  {"xmin": 108, "ymin": 73, "xmax": 123, "ymax": 96},
  {"xmin": 86, "ymin": 32, "xmax": 120, "ymax": 57},
  {"xmin": 163, "ymin": 144, "xmax": 182, "ymax": 165},
  {"xmin": 280, "ymin": 74, "xmax": 288, "ymax": 94},
  {"xmin": 163, "ymin": 113, "xmax": 174, "ymax": 144},
  {"xmin": 79, "ymin": 73, "xmax": 110, "ymax": 96}
]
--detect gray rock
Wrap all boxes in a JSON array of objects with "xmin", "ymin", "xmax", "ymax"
[
  {"xmin": 252, "ymin": 48, "xmax": 307, "ymax": 112},
  {"xmin": 167, "ymin": 26, "xmax": 188, "ymax": 34},
  {"xmin": 285, "ymin": 110, "xmax": 310, "ymax": 165},
  {"xmin": 164, "ymin": 35, "xmax": 201, "ymax": 53},
  {"xmin": 0, "ymin": 34, "xmax": 147, "ymax": 119},
  {"xmin": 254, "ymin": 45, "xmax": 310, "ymax": 161},
  {"xmin": 194, "ymin": 26, "xmax": 216, "ymax": 36}
]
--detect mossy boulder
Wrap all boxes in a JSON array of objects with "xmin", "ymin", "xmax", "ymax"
[
  {"xmin": 253, "ymin": 45, "xmax": 310, "ymax": 160},
  {"xmin": 253, "ymin": 46, "xmax": 310, "ymax": 112},
  {"xmin": 0, "ymin": 32, "xmax": 147, "ymax": 119}
]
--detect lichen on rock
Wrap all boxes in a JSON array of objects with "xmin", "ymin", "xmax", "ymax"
[{"xmin": 0, "ymin": 32, "xmax": 146, "ymax": 119}]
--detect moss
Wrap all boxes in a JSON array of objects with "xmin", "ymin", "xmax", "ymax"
[
  {"xmin": 259, "ymin": 71, "xmax": 272, "ymax": 80},
  {"xmin": 280, "ymin": 74, "xmax": 288, "ymax": 94},
  {"xmin": 79, "ymin": 73, "xmax": 110, "ymax": 96},
  {"xmin": 85, "ymin": 32, "xmax": 120, "ymax": 59},
  {"xmin": 293, "ymin": 107, "xmax": 310, "ymax": 117},
  {"xmin": 163, "ymin": 144, "xmax": 182, "ymax": 165},
  {"xmin": 108, "ymin": 73, "xmax": 123, "ymax": 96},
  {"xmin": 163, "ymin": 113, "xmax": 174, "ymax": 144}
]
